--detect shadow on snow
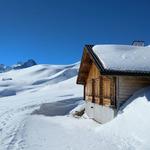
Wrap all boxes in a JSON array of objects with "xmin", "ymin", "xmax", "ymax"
[{"xmin": 32, "ymin": 97, "xmax": 83, "ymax": 116}]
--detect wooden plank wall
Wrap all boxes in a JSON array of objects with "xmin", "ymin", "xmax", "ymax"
[
  {"xmin": 85, "ymin": 62, "xmax": 100, "ymax": 102},
  {"xmin": 118, "ymin": 76, "xmax": 150, "ymax": 106},
  {"xmin": 86, "ymin": 63, "xmax": 100, "ymax": 81},
  {"xmin": 84, "ymin": 62, "xmax": 150, "ymax": 108},
  {"xmin": 85, "ymin": 63, "xmax": 115, "ymax": 106},
  {"xmin": 103, "ymin": 76, "xmax": 111, "ymax": 106}
]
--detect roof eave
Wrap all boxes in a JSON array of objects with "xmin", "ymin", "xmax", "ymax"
[{"xmin": 101, "ymin": 69, "xmax": 150, "ymax": 76}]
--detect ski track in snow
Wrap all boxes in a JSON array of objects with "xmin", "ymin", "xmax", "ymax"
[
  {"xmin": 0, "ymin": 96, "xmax": 81, "ymax": 150},
  {"xmin": 0, "ymin": 63, "xmax": 82, "ymax": 150},
  {"xmin": 0, "ymin": 102, "xmax": 40, "ymax": 150}
]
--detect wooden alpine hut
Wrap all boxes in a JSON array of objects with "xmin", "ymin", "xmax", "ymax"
[{"xmin": 77, "ymin": 41, "xmax": 150, "ymax": 123}]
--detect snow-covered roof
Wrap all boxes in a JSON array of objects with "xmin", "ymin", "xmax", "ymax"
[{"xmin": 92, "ymin": 45, "xmax": 150, "ymax": 73}]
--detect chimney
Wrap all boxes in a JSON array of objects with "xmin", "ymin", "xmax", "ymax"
[{"xmin": 132, "ymin": 40, "xmax": 145, "ymax": 46}]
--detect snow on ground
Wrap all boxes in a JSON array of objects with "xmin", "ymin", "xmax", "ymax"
[
  {"xmin": 1, "ymin": 62, "xmax": 150, "ymax": 150},
  {"xmin": 23, "ymin": 87, "xmax": 150, "ymax": 150},
  {"xmin": 0, "ymin": 63, "xmax": 82, "ymax": 150}
]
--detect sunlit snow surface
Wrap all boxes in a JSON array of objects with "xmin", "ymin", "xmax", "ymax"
[
  {"xmin": 0, "ymin": 63, "xmax": 150, "ymax": 150},
  {"xmin": 93, "ymin": 45, "xmax": 150, "ymax": 72}
]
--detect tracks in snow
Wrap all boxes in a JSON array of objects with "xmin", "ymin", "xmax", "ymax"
[{"xmin": 0, "ymin": 103, "xmax": 40, "ymax": 150}]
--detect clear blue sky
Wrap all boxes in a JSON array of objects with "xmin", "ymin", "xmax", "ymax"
[{"xmin": 0, "ymin": 0, "xmax": 149, "ymax": 65}]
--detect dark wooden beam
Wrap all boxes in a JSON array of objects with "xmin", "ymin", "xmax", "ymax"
[
  {"xmin": 92, "ymin": 79, "xmax": 95, "ymax": 103},
  {"xmin": 99, "ymin": 76, "xmax": 103, "ymax": 105}
]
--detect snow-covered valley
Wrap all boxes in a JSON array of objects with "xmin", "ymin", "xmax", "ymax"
[{"xmin": 0, "ymin": 63, "xmax": 150, "ymax": 150}]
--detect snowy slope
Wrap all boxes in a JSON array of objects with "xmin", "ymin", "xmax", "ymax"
[
  {"xmin": 0, "ymin": 62, "xmax": 83, "ymax": 150},
  {"xmin": 1, "ymin": 62, "xmax": 150, "ymax": 150},
  {"xmin": 0, "ymin": 63, "xmax": 79, "ymax": 97}
]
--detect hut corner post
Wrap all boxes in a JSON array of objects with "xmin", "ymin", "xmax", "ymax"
[
  {"xmin": 100, "ymin": 76, "xmax": 103, "ymax": 105},
  {"xmin": 92, "ymin": 79, "xmax": 95, "ymax": 103}
]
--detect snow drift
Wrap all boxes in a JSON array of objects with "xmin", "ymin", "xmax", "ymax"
[
  {"xmin": 24, "ymin": 86, "xmax": 150, "ymax": 150},
  {"xmin": 93, "ymin": 87, "xmax": 150, "ymax": 149}
]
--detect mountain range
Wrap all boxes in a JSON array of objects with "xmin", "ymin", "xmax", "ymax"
[{"xmin": 0, "ymin": 59, "xmax": 37, "ymax": 73}]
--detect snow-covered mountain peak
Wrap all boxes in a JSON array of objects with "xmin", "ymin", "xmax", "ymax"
[
  {"xmin": 0, "ymin": 59, "xmax": 37, "ymax": 73},
  {"xmin": 13, "ymin": 59, "xmax": 37, "ymax": 69}
]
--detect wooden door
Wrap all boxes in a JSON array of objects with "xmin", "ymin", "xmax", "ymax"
[
  {"xmin": 102, "ymin": 77, "xmax": 116, "ymax": 106},
  {"xmin": 103, "ymin": 77, "xmax": 111, "ymax": 106}
]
